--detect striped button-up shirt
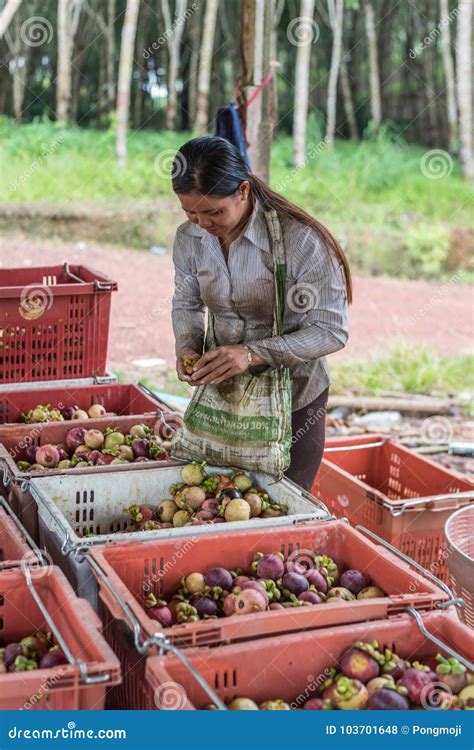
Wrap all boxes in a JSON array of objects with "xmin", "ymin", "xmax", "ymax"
[{"xmin": 171, "ymin": 199, "xmax": 349, "ymax": 411}]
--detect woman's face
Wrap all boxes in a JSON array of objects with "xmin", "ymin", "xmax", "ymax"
[{"xmin": 177, "ymin": 183, "xmax": 251, "ymax": 237}]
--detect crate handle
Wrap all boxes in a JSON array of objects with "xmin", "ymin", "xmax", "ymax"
[
  {"xmin": 406, "ymin": 607, "xmax": 474, "ymax": 671},
  {"xmin": 0, "ymin": 496, "xmax": 43, "ymax": 559},
  {"xmin": 389, "ymin": 491, "xmax": 474, "ymax": 516},
  {"xmin": 63, "ymin": 262, "xmax": 87, "ymax": 284},
  {"xmin": 137, "ymin": 382, "xmax": 177, "ymax": 412},
  {"xmin": 324, "ymin": 438, "xmax": 389, "ymax": 453},
  {"xmin": 28, "ymin": 480, "xmax": 75, "ymax": 556},
  {"xmin": 85, "ymin": 555, "xmax": 226, "ymax": 708},
  {"xmin": 282, "ymin": 476, "xmax": 332, "ymax": 518},
  {"xmin": 20, "ymin": 561, "xmax": 111, "ymax": 686},
  {"xmin": 355, "ymin": 525, "xmax": 463, "ymax": 609}
]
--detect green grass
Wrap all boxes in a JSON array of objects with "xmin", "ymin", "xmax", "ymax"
[
  {"xmin": 1, "ymin": 118, "xmax": 473, "ymax": 278},
  {"xmin": 330, "ymin": 342, "xmax": 474, "ymax": 403}
]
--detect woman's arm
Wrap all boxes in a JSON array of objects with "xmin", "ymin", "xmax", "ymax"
[
  {"xmin": 246, "ymin": 227, "xmax": 349, "ymax": 368},
  {"xmin": 171, "ymin": 229, "xmax": 206, "ymax": 357}
]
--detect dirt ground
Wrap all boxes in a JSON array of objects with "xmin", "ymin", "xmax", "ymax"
[{"xmin": 2, "ymin": 232, "xmax": 472, "ymax": 376}]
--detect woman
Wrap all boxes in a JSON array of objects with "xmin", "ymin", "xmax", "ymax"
[{"xmin": 171, "ymin": 136, "xmax": 351, "ymax": 490}]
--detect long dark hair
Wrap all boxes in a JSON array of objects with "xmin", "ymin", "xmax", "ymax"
[{"xmin": 172, "ymin": 136, "xmax": 352, "ymax": 303}]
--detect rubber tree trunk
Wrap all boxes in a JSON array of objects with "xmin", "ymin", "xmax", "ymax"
[
  {"xmin": 340, "ymin": 51, "xmax": 358, "ymax": 141},
  {"xmin": 162, "ymin": 0, "xmax": 187, "ymax": 131},
  {"xmin": 326, "ymin": 0, "xmax": 344, "ymax": 148},
  {"xmin": 116, "ymin": 0, "xmax": 140, "ymax": 166},
  {"xmin": 56, "ymin": 0, "xmax": 82, "ymax": 123},
  {"xmin": 292, "ymin": 0, "xmax": 316, "ymax": 166},
  {"xmin": 12, "ymin": 12, "xmax": 29, "ymax": 121},
  {"xmin": 364, "ymin": 0, "xmax": 382, "ymax": 136},
  {"xmin": 456, "ymin": 0, "xmax": 473, "ymax": 179},
  {"xmin": 0, "ymin": 0, "xmax": 22, "ymax": 40},
  {"xmin": 106, "ymin": 0, "xmax": 117, "ymax": 111},
  {"xmin": 195, "ymin": 0, "xmax": 218, "ymax": 136},
  {"xmin": 439, "ymin": 0, "xmax": 457, "ymax": 152},
  {"xmin": 56, "ymin": 0, "xmax": 72, "ymax": 122},
  {"xmin": 187, "ymin": 1, "xmax": 202, "ymax": 125}
]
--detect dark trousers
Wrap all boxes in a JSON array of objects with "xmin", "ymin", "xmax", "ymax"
[{"xmin": 285, "ymin": 387, "xmax": 329, "ymax": 491}]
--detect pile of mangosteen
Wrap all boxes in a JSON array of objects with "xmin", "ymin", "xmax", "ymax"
[
  {"xmin": 15, "ymin": 423, "xmax": 170, "ymax": 473},
  {"xmin": 206, "ymin": 646, "xmax": 473, "ymax": 710},
  {"xmin": 1, "ymin": 631, "xmax": 68, "ymax": 673},
  {"xmin": 142, "ymin": 548, "xmax": 385, "ymax": 626},
  {"xmin": 124, "ymin": 462, "xmax": 288, "ymax": 532}
]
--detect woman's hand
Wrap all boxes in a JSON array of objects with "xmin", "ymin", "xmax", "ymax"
[
  {"xmin": 176, "ymin": 349, "xmax": 200, "ymax": 382},
  {"xmin": 190, "ymin": 345, "xmax": 252, "ymax": 385}
]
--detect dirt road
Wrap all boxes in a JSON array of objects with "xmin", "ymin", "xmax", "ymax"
[{"xmin": 2, "ymin": 233, "xmax": 472, "ymax": 375}]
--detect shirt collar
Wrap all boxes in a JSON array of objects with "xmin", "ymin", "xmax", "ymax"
[{"xmin": 189, "ymin": 197, "xmax": 271, "ymax": 252}]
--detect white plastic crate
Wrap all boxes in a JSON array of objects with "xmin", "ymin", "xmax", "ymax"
[{"xmin": 30, "ymin": 465, "xmax": 329, "ymax": 609}]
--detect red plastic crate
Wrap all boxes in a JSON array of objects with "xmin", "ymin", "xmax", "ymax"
[
  {"xmin": 89, "ymin": 520, "xmax": 454, "ymax": 709},
  {"xmin": 0, "ymin": 505, "xmax": 31, "ymax": 567},
  {"xmin": 0, "ymin": 263, "xmax": 117, "ymax": 384},
  {"xmin": 146, "ymin": 610, "xmax": 474, "ymax": 709},
  {"xmin": 313, "ymin": 434, "xmax": 474, "ymax": 581},
  {"xmin": 0, "ymin": 565, "xmax": 120, "ymax": 709},
  {"xmin": 0, "ymin": 382, "xmax": 171, "ymax": 452},
  {"xmin": 0, "ymin": 413, "xmax": 180, "ymax": 542}
]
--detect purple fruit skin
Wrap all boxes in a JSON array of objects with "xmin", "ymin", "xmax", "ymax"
[
  {"xmin": 61, "ymin": 406, "xmax": 77, "ymax": 420},
  {"xmin": 298, "ymin": 591, "xmax": 322, "ymax": 605},
  {"xmin": 192, "ymin": 597, "xmax": 219, "ymax": 618},
  {"xmin": 256, "ymin": 554, "xmax": 285, "ymax": 580},
  {"xmin": 218, "ymin": 488, "xmax": 242, "ymax": 501},
  {"xmin": 240, "ymin": 580, "xmax": 270, "ymax": 607},
  {"xmin": 148, "ymin": 606, "xmax": 173, "ymax": 628},
  {"xmin": 303, "ymin": 698, "xmax": 325, "ymax": 710},
  {"xmin": 269, "ymin": 602, "xmax": 285, "ymax": 610},
  {"xmin": 205, "ymin": 567, "xmax": 233, "ymax": 591},
  {"xmin": 340, "ymin": 569, "xmax": 369, "ymax": 595},
  {"xmin": 282, "ymin": 572, "xmax": 309, "ymax": 596},
  {"xmin": 4, "ymin": 643, "xmax": 22, "ymax": 669},
  {"xmin": 304, "ymin": 569, "xmax": 328, "ymax": 593},
  {"xmin": 39, "ymin": 651, "xmax": 68, "ymax": 669},
  {"xmin": 232, "ymin": 576, "xmax": 250, "ymax": 589},
  {"xmin": 132, "ymin": 439, "xmax": 150, "ymax": 458},
  {"xmin": 24, "ymin": 445, "xmax": 38, "ymax": 464},
  {"xmin": 284, "ymin": 561, "xmax": 306, "ymax": 576},
  {"xmin": 368, "ymin": 688, "xmax": 409, "ymax": 710},
  {"xmin": 399, "ymin": 668, "xmax": 436, "ymax": 704},
  {"xmin": 339, "ymin": 647, "xmax": 380, "ymax": 682},
  {"xmin": 66, "ymin": 427, "xmax": 86, "ymax": 451}
]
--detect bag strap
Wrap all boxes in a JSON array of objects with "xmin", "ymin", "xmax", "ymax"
[{"xmin": 263, "ymin": 208, "xmax": 287, "ymax": 337}]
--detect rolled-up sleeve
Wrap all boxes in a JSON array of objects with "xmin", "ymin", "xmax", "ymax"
[
  {"xmin": 171, "ymin": 229, "xmax": 206, "ymax": 356},
  {"xmin": 247, "ymin": 226, "xmax": 349, "ymax": 368}
]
